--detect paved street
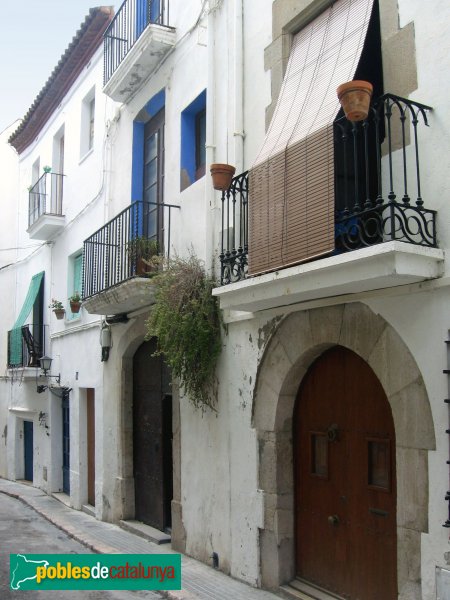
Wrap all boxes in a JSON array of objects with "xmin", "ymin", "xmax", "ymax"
[
  {"xmin": 0, "ymin": 492, "xmax": 162, "ymax": 600},
  {"xmin": 0, "ymin": 478, "xmax": 281, "ymax": 600}
]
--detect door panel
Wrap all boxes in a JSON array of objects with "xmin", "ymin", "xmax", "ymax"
[
  {"xmin": 142, "ymin": 109, "xmax": 164, "ymax": 250},
  {"xmin": 87, "ymin": 389, "xmax": 95, "ymax": 506},
  {"xmin": 133, "ymin": 339, "xmax": 172, "ymax": 530},
  {"xmin": 294, "ymin": 346, "xmax": 397, "ymax": 600},
  {"xmin": 62, "ymin": 391, "xmax": 70, "ymax": 495},
  {"xmin": 23, "ymin": 421, "xmax": 33, "ymax": 482}
]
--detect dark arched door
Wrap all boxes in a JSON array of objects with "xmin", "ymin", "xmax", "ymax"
[
  {"xmin": 294, "ymin": 346, "xmax": 397, "ymax": 599},
  {"xmin": 133, "ymin": 338, "xmax": 172, "ymax": 531}
]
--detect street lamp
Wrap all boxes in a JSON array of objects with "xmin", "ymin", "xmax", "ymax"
[{"xmin": 36, "ymin": 355, "xmax": 61, "ymax": 393}]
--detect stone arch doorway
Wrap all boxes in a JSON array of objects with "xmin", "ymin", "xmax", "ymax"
[
  {"xmin": 252, "ymin": 303, "xmax": 435, "ymax": 598},
  {"xmin": 294, "ymin": 345, "xmax": 397, "ymax": 599}
]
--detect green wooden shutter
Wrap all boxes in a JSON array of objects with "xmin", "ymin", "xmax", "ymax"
[{"xmin": 9, "ymin": 272, "xmax": 44, "ymax": 365}]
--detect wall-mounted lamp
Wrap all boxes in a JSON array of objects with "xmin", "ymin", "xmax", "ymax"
[
  {"xmin": 100, "ymin": 323, "xmax": 112, "ymax": 362},
  {"xmin": 36, "ymin": 355, "xmax": 61, "ymax": 393}
]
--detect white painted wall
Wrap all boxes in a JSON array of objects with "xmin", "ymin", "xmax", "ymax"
[{"xmin": 0, "ymin": 1, "xmax": 448, "ymax": 598}]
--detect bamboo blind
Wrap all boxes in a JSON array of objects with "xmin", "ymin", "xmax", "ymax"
[{"xmin": 249, "ymin": 0, "xmax": 374, "ymax": 276}]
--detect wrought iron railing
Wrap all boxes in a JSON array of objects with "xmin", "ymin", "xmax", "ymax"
[
  {"xmin": 7, "ymin": 324, "xmax": 47, "ymax": 368},
  {"xmin": 219, "ymin": 93, "xmax": 436, "ymax": 285},
  {"xmin": 103, "ymin": 0, "xmax": 170, "ymax": 84},
  {"xmin": 28, "ymin": 172, "xmax": 64, "ymax": 228},
  {"xmin": 334, "ymin": 93, "xmax": 436, "ymax": 251},
  {"xmin": 220, "ymin": 171, "xmax": 249, "ymax": 285},
  {"xmin": 83, "ymin": 200, "xmax": 180, "ymax": 299}
]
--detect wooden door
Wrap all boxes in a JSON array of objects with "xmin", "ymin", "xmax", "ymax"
[
  {"xmin": 87, "ymin": 389, "xmax": 95, "ymax": 506},
  {"xmin": 142, "ymin": 109, "xmax": 164, "ymax": 250},
  {"xmin": 294, "ymin": 346, "xmax": 397, "ymax": 600},
  {"xmin": 62, "ymin": 390, "xmax": 70, "ymax": 495},
  {"xmin": 23, "ymin": 421, "xmax": 33, "ymax": 482},
  {"xmin": 133, "ymin": 339, "xmax": 172, "ymax": 530}
]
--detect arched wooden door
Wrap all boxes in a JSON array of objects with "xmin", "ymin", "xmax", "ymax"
[{"xmin": 294, "ymin": 346, "xmax": 397, "ymax": 599}]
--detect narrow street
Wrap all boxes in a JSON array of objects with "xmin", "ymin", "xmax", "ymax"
[{"xmin": 0, "ymin": 492, "xmax": 162, "ymax": 600}]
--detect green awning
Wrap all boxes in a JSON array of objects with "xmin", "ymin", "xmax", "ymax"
[{"xmin": 9, "ymin": 271, "xmax": 44, "ymax": 366}]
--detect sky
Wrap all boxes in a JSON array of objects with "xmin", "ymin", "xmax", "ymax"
[{"xmin": 1, "ymin": 1, "xmax": 117, "ymax": 134}]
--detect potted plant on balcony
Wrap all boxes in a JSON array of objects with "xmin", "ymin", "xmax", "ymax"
[
  {"xmin": 210, "ymin": 163, "xmax": 236, "ymax": 191},
  {"xmin": 126, "ymin": 237, "xmax": 160, "ymax": 276},
  {"xmin": 68, "ymin": 292, "xmax": 81, "ymax": 313},
  {"xmin": 43, "ymin": 165, "xmax": 52, "ymax": 173},
  {"xmin": 49, "ymin": 299, "xmax": 65, "ymax": 320},
  {"xmin": 337, "ymin": 80, "xmax": 373, "ymax": 122}
]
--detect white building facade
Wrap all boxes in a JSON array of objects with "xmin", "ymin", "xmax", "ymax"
[{"xmin": 1, "ymin": 1, "xmax": 449, "ymax": 599}]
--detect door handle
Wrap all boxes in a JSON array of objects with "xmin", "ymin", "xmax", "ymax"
[
  {"xmin": 369, "ymin": 507, "xmax": 389, "ymax": 517},
  {"xmin": 327, "ymin": 514, "xmax": 340, "ymax": 526}
]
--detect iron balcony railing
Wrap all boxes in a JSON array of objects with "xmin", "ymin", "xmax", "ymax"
[
  {"xmin": 7, "ymin": 324, "xmax": 47, "ymax": 369},
  {"xmin": 28, "ymin": 172, "xmax": 64, "ymax": 228},
  {"xmin": 219, "ymin": 93, "xmax": 437, "ymax": 286},
  {"xmin": 83, "ymin": 200, "xmax": 180, "ymax": 299},
  {"xmin": 103, "ymin": 0, "xmax": 170, "ymax": 84}
]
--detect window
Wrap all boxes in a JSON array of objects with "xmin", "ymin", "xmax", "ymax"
[
  {"xmin": 52, "ymin": 125, "xmax": 65, "ymax": 212},
  {"xmin": 67, "ymin": 253, "xmax": 83, "ymax": 320},
  {"xmin": 180, "ymin": 90, "xmax": 206, "ymax": 191},
  {"xmin": 80, "ymin": 88, "xmax": 95, "ymax": 158}
]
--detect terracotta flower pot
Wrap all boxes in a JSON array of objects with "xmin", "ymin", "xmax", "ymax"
[
  {"xmin": 337, "ymin": 80, "xmax": 373, "ymax": 122},
  {"xmin": 53, "ymin": 308, "xmax": 65, "ymax": 320},
  {"xmin": 70, "ymin": 301, "xmax": 81, "ymax": 314},
  {"xmin": 210, "ymin": 163, "xmax": 236, "ymax": 191}
]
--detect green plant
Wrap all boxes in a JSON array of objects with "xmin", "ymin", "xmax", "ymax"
[
  {"xmin": 126, "ymin": 236, "xmax": 159, "ymax": 258},
  {"xmin": 145, "ymin": 254, "xmax": 223, "ymax": 411},
  {"xmin": 68, "ymin": 291, "xmax": 81, "ymax": 303},
  {"xmin": 49, "ymin": 299, "xmax": 64, "ymax": 310},
  {"xmin": 43, "ymin": 165, "xmax": 52, "ymax": 173}
]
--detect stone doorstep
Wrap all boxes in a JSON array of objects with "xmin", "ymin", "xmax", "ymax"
[
  {"xmin": 51, "ymin": 492, "xmax": 71, "ymax": 507},
  {"xmin": 119, "ymin": 519, "xmax": 171, "ymax": 545},
  {"xmin": 280, "ymin": 579, "xmax": 344, "ymax": 600},
  {"xmin": 81, "ymin": 504, "xmax": 95, "ymax": 518}
]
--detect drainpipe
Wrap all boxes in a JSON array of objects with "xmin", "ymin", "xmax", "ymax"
[
  {"xmin": 233, "ymin": 0, "xmax": 244, "ymax": 174},
  {"xmin": 205, "ymin": 1, "xmax": 217, "ymax": 274}
]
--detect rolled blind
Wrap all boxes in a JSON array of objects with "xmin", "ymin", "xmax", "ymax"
[{"xmin": 249, "ymin": 0, "xmax": 374, "ymax": 276}]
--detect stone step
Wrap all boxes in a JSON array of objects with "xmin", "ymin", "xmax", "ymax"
[
  {"xmin": 280, "ymin": 579, "xmax": 344, "ymax": 600},
  {"xmin": 119, "ymin": 519, "xmax": 171, "ymax": 545}
]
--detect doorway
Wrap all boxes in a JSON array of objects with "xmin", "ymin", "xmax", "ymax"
[
  {"xmin": 23, "ymin": 421, "xmax": 33, "ymax": 482},
  {"xmin": 294, "ymin": 346, "xmax": 397, "ymax": 599},
  {"xmin": 133, "ymin": 338, "xmax": 172, "ymax": 531},
  {"xmin": 62, "ymin": 390, "xmax": 70, "ymax": 495},
  {"xmin": 87, "ymin": 389, "xmax": 95, "ymax": 506}
]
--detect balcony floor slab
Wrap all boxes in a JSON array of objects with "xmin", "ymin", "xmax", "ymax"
[
  {"xmin": 213, "ymin": 241, "xmax": 444, "ymax": 314},
  {"xmin": 103, "ymin": 24, "xmax": 176, "ymax": 103},
  {"xmin": 83, "ymin": 277, "xmax": 156, "ymax": 315}
]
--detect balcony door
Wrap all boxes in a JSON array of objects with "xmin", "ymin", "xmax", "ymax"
[
  {"xmin": 294, "ymin": 346, "xmax": 397, "ymax": 599},
  {"xmin": 142, "ymin": 108, "xmax": 164, "ymax": 251}
]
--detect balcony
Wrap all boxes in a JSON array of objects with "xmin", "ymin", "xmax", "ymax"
[
  {"xmin": 82, "ymin": 200, "xmax": 180, "ymax": 315},
  {"xmin": 7, "ymin": 324, "xmax": 47, "ymax": 369},
  {"xmin": 103, "ymin": 0, "xmax": 175, "ymax": 102},
  {"xmin": 213, "ymin": 94, "xmax": 444, "ymax": 314},
  {"xmin": 27, "ymin": 172, "xmax": 65, "ymax": 240}
]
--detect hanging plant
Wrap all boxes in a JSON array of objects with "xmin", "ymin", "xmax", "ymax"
[{"xmin": 145, "ymin": 253, "xmax": 223, "ymax": 411}]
